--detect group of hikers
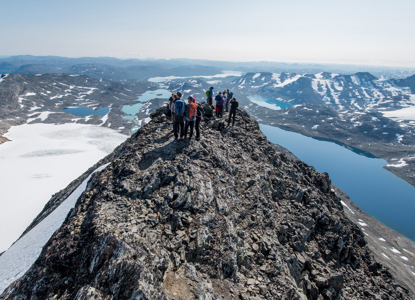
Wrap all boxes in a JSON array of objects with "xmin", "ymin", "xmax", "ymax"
[{"xmin": 168, "ymin": 87, "xmax": 239, "ymax": 141}]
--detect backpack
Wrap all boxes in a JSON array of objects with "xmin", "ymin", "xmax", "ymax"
[
  {"xmin": 197, "ymin": 105, "xmax": 204, "ymax": 117},
  {"xmin": 187, "ymin": 103, "xmax": 197, "ymax": 121},
  {"xmin": 228, "ymin": 92, "xmax": 233, "ymax": 99},
  {"xmin": 174, "ymin": 99, "xmax": 184, "ymax": 117},
  {"xmin": 206, "ymin": 89, "xmax": 210, "ymax": 97}
]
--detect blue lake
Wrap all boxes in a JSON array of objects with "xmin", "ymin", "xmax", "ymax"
[
  {"xmin": 248, "ymin": 95, "xmax": 293, "ymax": 110},
  {"xmin": 122, "ymin": 89, "xmax": 171, "ymax": 124},
  {"xmin": 260, "ymin": 124, "xmax": 415, "ymax": 242},
  {"xmin": 61, "ymin": 106, "xmax": 110, "ymax": 117}
]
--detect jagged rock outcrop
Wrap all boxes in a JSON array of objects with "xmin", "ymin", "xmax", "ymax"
[{"xmin": 1, "ymin": 105, "xmax": 410, "ymax": 299}]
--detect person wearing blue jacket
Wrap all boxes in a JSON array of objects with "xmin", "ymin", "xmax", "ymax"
[
  {"xmin": 207, "ymin": 86, "xmax": 214, "ymax": 105},
  {"xmin": 215, "ymin": 92, "xmax": 223, "ymax": 117}
]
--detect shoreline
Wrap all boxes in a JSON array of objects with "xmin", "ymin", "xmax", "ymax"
[
  {"xmin": 260, "ymin": 119, "xmax": 415, "ymax": 189},
  {"xmin": 333, "ymin": 186, "xmax": 415, "ymax": 297}
]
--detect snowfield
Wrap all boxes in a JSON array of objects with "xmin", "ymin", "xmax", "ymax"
[
  {"xmin": 0, "ymin": 164, "xmax": 109, "ymax": 294},
  {"xmin": 0, "ymin": 123, "xmax": 127, "ymax": 253},
  {"xmin": 382, "ymin": 106, "xmax": 415, "ymax": 121}
]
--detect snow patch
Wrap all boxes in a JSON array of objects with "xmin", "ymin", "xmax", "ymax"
[
  {"xmin": 0, "ymin": 164, "xmax": 109, "ymax": 294},
  {"xmin": 101, "ymin": 108, "xmax": 110, "ymax": 124},
  {"xmin": 382, "ymin": 106, "xmax": 415, "ymax": 121},
  {"xmin": 340, "ymin": 201, "xmax": 355, "ymax": 214},
  {"xmin": 391, "ymin": 248, "xmax": 401, "ymax": 254},
  {"xmin": 273, "ymin": 74, "xmax": 301, "ymax": 88},
  {"xmin": 357, "ymin": 219, "xmax": 368, "ymax": 227},
  {"xmin": 387, "ymin": 158, "xmax": 408, "ymax": 168},
  {"xmin": 382, "ymin": 253, "xmax": 390, "ymax": 260},
  {"xmin": 379, "ymin": 238, "xmax": 386, "ymax": 242},
  {"xmin": 403, "ymin": 249, "xmax": 414, "ymax": 256}
]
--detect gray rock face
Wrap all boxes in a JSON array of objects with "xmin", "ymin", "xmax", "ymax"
[{"xmin": 1, "ymin": 106, "xmax": 411, "ymax": 299}]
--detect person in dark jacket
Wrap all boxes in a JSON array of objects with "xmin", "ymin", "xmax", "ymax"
[
  {"xmin": 173, "ymin": 91, "xmax": 184, "ymax": 139},
  {"xmin": 168, "ymin": 93, "xmax": 176, "ymax": 118},
  {"xmin": 228, "ymin": 97, "xmax": 239, "ymax": 126},
  {"xmin": 215, "ymin": 92, "xmax": 223, "ymax": 117},
  {"xmin": 225, "ymin": 89, "xmax": 233, "ymax": 112},
  {"xmin": 195, "ymin": 98, "xmax": 204, "ymax": 141}
]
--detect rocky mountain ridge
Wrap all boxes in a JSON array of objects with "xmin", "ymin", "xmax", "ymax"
[
  {"xmin": 158, "ymin": 71, "xmax": 415, "ymax": 187},
  {"xmin": 1, "ymin": 105, "xmax": 411, "ymax": 299}
]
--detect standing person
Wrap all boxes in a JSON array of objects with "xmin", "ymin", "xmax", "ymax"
[
  {"xmin": 219, "ymin": 94, "xmax": 225, "ymax": 117},
  {"xmin": 184, "ymin": 96, "xmax": 197, "ymax": 140},
  {"xmin": 168, "ymin": 93, "xmax": 176, "ymax": 119},
  {"xmin": 206, "ymin": 86, "xmax": 214, "ymax": 105},
  {"xmin": 225, "ymin": 89, "xmax": 233, "ymax": 112},
  {"xmin": 173, "ymin": 92, "xmax": 185, "ymax": 139},
  {"xmin": 215, "ymin": 92, "xmax": 223, "ymax": 117},
  {"xmin": 195, "ymin": 98, "xmax": 204, "ymax": 141},
  {"xmin": 228, "ymin": 97, "xmax": 239, "ymax": 126},
  {"xmin": 169, "ymin": 94, "xmax": 177, "ymax": 132}
]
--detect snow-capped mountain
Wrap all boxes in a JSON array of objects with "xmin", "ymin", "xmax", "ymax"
[{"xmin": 232, "ymin": 72, "xmax": 415, "ymax": 112}]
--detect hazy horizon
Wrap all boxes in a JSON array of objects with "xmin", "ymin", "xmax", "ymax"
[
  {"xmin": 2, "ymin": 0, "xmax": 415, "ymax": 68},
  {"xmin": 2, "ymin": 54, "xmax": 415, "ymax": 71}
]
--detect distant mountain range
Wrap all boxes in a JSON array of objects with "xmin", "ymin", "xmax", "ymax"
[
  {"xmin": 0, "ymin": 56, "xmax": 222, "ymax": 81},
  {"xmin": 1, "ymin": 55, "xmax": 414, "ymax": 81},
  {"xmin": 233, "ymin": 71, "xmax": 415, "ymax": 112}
]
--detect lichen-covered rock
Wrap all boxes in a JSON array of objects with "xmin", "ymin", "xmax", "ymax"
[{"xmin": 1, "ymin": 107, "xmax": 410, "ymax": 299}]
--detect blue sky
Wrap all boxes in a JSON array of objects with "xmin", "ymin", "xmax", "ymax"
[{"xmin": 1, "ymin": 0, "xmax": 415, "ymax": 67}]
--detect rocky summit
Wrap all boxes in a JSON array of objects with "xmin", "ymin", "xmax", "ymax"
[{"xmin": 1, "ymin": 105, "xmax": 411, "ymax": 299}]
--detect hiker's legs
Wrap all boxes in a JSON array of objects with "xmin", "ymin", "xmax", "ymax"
[
  {"xmin": 173, "ymin": 120, "xmax": 179, "ymax": 139},
  {"xmin": 195, "ymin": 118, "xmax": 201, "ymax": 139},
  {"xmin": 184, "ymin": 122, "xmax": 189, "ymax": 138},
  {"xmin": 226, "ymin": 99, "xmax": 229, "ymax": 112},
  {"xmin": 179, "ymin": 119, "xmax": 184, "ymax": 138},
  {"xmin": 229, "ymin": 110, "xmax": 236, "ymax": 126},
  {"xmin": 189, "ymin": 121, "xmax": 194, "ymax": 139}
]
